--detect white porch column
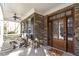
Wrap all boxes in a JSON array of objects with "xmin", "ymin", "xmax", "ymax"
[
  {"xmin": 0, "ymin": 5, "xmax": 4, "ymax": 51},
  {"xmin": 16, "ymin": 22, "xmax": 21, "ymax": 35}
]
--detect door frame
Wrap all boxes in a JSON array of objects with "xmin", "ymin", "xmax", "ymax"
[
  {"xmin": 47, "ymin": 17, "xmax": 67, "ymax": 51},
  {"xmin": 47, "ymin": 7, "xmax": 75, "ymax": 54}
]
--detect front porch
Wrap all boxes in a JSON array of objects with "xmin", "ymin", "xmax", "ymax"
[
  {"xmin": 0, "ymin": 39, "xmax": 74, "ymax": 56},
  {"xmin": 0, "ymin": 3, "xmax": 79, "ymax": 56}
]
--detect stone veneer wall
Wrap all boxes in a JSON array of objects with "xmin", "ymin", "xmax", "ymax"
[
  {"xmin": 42, "ymin": 16, "xmax": 48, "ymax": 45},
  {"xmin": 74, "ymin": 4, "xmax": 79, "ymax": 55},
  {"xmin": 42, "ymin": 4, "xmax": 79, "ymax": 55},
  {"xmin": 20, "ymin": 13, "xmax": 48, "ymax": 45},
  {"xmin": 34, "ymin": 13, "xmax": 48, "ymax": 45}
]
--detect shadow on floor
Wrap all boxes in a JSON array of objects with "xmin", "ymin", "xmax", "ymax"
[{"xmin": 19, "ymin": 46, "xmax": 46, "ymax": 56}]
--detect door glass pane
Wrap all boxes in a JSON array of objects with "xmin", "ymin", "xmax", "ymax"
[
  {"xmin": 67, "ymin": 17, "xmax": 73, "ymax": 41},
  {"xmin": 61, "ymin": 12, "xmax": 65, "ymax": 17},
  {"xmin": 59, "ymin": 19, "xmax": 64, "ymax": 39},
  {"xmin": 66, "ymin": 10, "xmax": 71, "ymax": 16},
  {"xmin": 52, "ymin": 20, "xmax": 59, "ymax": 39},
  {"xmin": 57, "ymin": 14, "xmax": 61, "ymax": 19}
]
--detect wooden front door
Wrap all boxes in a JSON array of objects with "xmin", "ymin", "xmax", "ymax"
[{"xmin": 48, "ymin": 16, "xmax": 74, "ymax": 53}]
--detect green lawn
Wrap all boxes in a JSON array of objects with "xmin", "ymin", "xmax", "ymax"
[{"xmin": 3, "ymin": 34, "xmax": 17, "ymax": 41}]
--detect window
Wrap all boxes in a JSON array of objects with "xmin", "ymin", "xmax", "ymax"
[
  {"xmin": 61, "ymin": 12, "xmax": 65, "ymax": 17},
  {"xmin": 49, "ymin": 10, "xmax": 73, "ymax": 40},
  {"xmin": 57, "ymin": 14, "xmax": 61, "ymax": 19},
  {"xmin": 59, "ymin": 19, "xmax": 64, "ymax": 39},
  {"xmin": 52, "ymin": 19, "xmax": 64, "ymax": 39},
  {"xmin": 52, "ymin": 20, "xmax": 59, "ymax": 39},
  {"xmin": 66, "ymin": 10, "xmax": 72, "ymax": 16},
  {"xmin": 67, "ymin": 17, "xmax": 73, "ymax": 40}
]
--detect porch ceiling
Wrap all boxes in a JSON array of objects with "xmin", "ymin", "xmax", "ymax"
[{"xmin": 1, "ymin": 3, "xmax": 72, "ymax": 22}]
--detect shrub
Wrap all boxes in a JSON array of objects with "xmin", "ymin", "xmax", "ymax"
[{"xmin": 8, "ymin": 31, "xmax": 15, "ymax": 34}]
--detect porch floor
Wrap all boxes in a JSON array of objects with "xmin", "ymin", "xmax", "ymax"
[{"xmin": 0, "ymin": 41, "xmax": 74, "ymax": 56}]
